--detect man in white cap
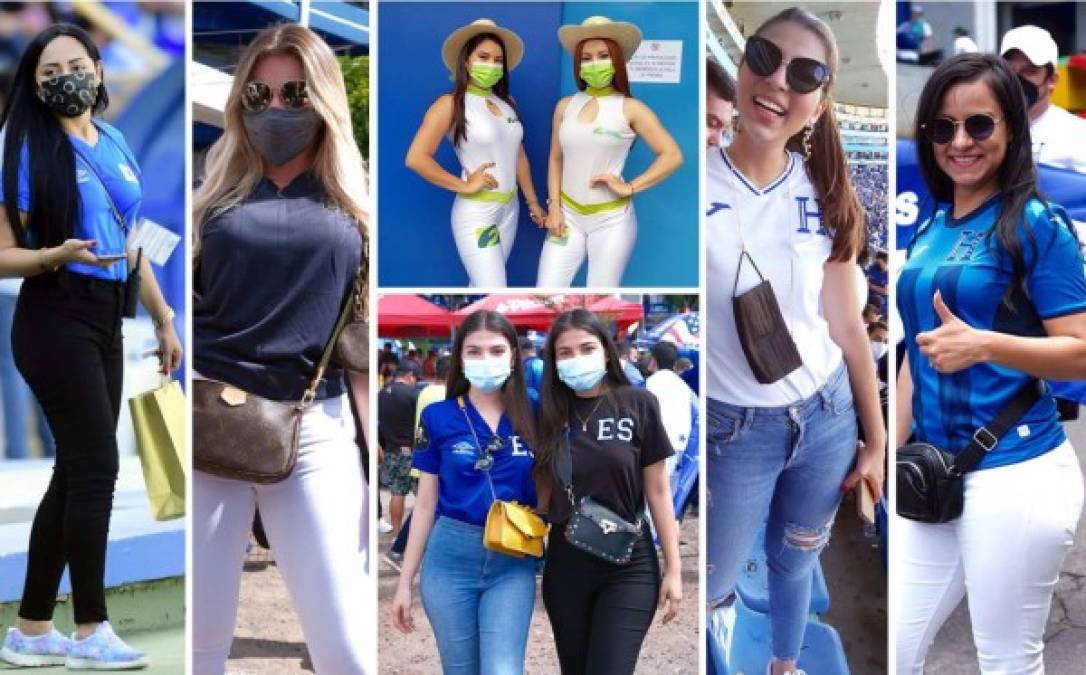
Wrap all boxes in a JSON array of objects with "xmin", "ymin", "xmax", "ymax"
[{"xmin": 1002, "ymin": 25, "xmax": 1086, "ymax": 173}]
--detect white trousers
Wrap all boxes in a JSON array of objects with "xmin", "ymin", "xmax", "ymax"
[
  {"xmin": 192, "ymin": 394, "xmax": 372, "ymax": 675},
  {"xmin": 536, "ymin": 202, "xmax": 636, "ymax": 287},
  {"xmin": 895, "ymin": 440, "xmax": 1083, "ymax": 674},
  {"xmin": 451, "ymin": 196, "xmax": 518, "ymax": 287}
]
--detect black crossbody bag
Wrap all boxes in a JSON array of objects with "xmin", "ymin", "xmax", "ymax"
[
  {"xmin": 897, "ymin": 379, "xmax": 1044, "ymax": 523},
  {"xmin": 557, "ymin": 429, "xmax": 643, "ymax": 565}
]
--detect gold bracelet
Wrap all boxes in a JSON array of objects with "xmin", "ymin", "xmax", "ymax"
[
  {"xmin": 153, "ymin": 307, "xmax": 175, "ymax": 330},
  {"xmin": 38, "ymin": 248, "xmax": 57, "ymax": 273}
]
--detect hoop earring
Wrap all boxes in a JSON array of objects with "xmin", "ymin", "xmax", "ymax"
[{"xmin": 802, "ymin": 121, "xmax": 814, "ymax": 162}]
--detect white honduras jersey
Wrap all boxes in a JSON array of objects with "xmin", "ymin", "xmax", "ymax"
[
  {"xmin": 706, "ymin": 148, "xmax": 844, "ymax": 406},
  {"xmin": 1031, "ymin": 105, "xmax": 1086, "ymax": 174}
]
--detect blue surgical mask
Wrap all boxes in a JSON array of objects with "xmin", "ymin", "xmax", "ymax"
[
  {"xmin": 463, "ymin": 356, "xmax": 511, "ymax": 393},
  {"xmin": 556, "ymin": 352, "xmax": 607, "ymax": 392}
]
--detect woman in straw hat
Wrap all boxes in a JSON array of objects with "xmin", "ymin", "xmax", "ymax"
[
  {"xmin": 406, "ymin": 19, "xmax": 545, "ymax": 288},
  {"xmin": 536, "ymin": 16, "xmax": 682, "ymax": 288}
]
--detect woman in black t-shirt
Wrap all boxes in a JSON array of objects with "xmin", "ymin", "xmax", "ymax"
[{"xmin": 536, "ymin": 308, "xmax": 682, "ymax": 675}]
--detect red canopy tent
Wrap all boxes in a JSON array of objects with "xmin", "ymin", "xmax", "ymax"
[
  {"xmin": 376, "ymin": 294, "xmax": 455, "ymax": 337},
  {"xmin": 453, "ymin": 294, "xmax": 643, "ymax": 332}
]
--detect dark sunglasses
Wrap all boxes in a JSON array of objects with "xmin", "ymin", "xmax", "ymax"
[
  {"xmin": 744, "ymin": 35, "xmax": 831, "ymax": 94},
  {"xmin": 922, "ymin": 114, "xmax": 1004, "ymax": 145},
  {"xmin": 473, "ymin": 436, "xmax": 504, "ymax": 471},
  {"xmin": 241, "ymin": 80, "xmax": 309, "ymax": 113}
]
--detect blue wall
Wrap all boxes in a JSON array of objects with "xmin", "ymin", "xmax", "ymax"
[{"xmin": 377, "ymin": 1, "xmax": 698, "ymax": 287}]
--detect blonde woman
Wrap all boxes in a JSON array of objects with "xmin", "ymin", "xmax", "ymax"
[
  {"xmin": 191, "ymin": 24, "xmax": 371, "ymax": 675},
  {"xmin": 537, "ymin": 16, "xmax": 683, "ymax": 287}
]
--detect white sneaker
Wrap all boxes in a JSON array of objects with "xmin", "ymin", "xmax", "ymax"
[
  {"xmin": 766, "ymin": 662, "xmax": 805, "ymax": 675},
  {"xmin": 379, "ymin": 519, "xmax": 393, "ymax": 534}
]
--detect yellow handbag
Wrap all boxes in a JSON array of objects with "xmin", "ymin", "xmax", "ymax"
[
  {"xmin": 484, "ymin": 499, "xmax": 548, "ymax": 558},
  {"xmin": 129, "ymin": 379, "xmax": 187, "ymax": 521},
  {"xmin": 458, "ymin": 397, "xmax": 548, "ymax": 558}
]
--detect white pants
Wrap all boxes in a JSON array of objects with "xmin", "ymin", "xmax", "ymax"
[
  {"xmin": 192, "ymin": 394, "xmax": 372, "ymax": 675},
  {"xmin": 895, "ymin": 440, "xmax": 1083, "ymax": 674},
  {"xmin": 536, "ymin": 202, "xmax": 636, "ymax": 287},
  {"xmin": 451, "ymin": 196, "xmax": 518, "ymax": 287}
]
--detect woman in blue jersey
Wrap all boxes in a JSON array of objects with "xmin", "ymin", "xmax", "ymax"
[
  {"xmin": 703, "ymin": 8, "xmax": 885, "ymax": 675},
  {"xmin": 0, "ymin": 24, "xmax": 181, "ymax": 670},
  {"xmin": 406, "ymin": 19, "xmax": 545, "ymax": 288},
  {"xmin": 896, "ymin": 53, "xmax": 1086, "ymax": 674},
  {"xmin": 390, "ymin": 309, "xmax": 538, "ymax": 674}
]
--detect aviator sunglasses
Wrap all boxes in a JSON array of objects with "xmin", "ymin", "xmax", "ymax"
[
  {"xmin": 922, "ymin": 114, "xmax": 1003, "ymax": 145},
  {"xmin": 744, "ymin": 35, "xmax": 831, "ymax": 95},
  {"xmin": 241, "ymin": 80, "xmax": 309, "ymax": 113}
]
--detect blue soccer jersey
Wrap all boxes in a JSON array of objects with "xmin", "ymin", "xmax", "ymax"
[
  {"xmin": 898, "ymin": 195, "xmax": 1086, "ymax": 469},
  {"xmin": 414, "ymin": 397, "xmax": 537, "ymax": 526},
  {"xmin": 1, "ymin": 119, "xmax": 141, "ymax": 281}
]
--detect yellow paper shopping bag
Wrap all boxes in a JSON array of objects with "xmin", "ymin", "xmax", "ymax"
[{"xmin": 129, "ymin": 379, "xmax": 187, "ymax": 521}]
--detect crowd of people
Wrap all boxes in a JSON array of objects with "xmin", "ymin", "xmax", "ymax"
[{"xmin": 851, "ymin": 162, "xmax": 889, "ymax": 250}]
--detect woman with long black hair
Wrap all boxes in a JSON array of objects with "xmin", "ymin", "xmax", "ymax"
[
  {"xmin": 535, "ymin": 308, "xmax": 681, "ymax": 675},
  {"xmin": 405, "ymin": 19, "xmax": 545, "ymax": 287},
  {"xmin": 896, "ymin": 52, "xmax": 1086, "ymax": 673},
  {"xmin": 0, "ymin": 23, "xmax": 181, "ymax": 669},
  {"xmin": 390, "ymin": 309, "xmax": 539, "ymax": 674},
  {"xmin": 703, "ymin": 8, "xmax": 884, "ymax": 675}
]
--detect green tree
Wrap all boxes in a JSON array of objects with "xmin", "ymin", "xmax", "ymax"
[{"xmin": 339, "ymin": 54, "xmax": 369, "ymax": 162}]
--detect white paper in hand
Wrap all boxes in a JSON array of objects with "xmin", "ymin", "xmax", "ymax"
[{"xmin": 127, "ymin": 219, "xmax": 180, "ymax": 266}]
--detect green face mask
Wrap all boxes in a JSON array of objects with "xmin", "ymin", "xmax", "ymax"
[
  {"xmin": 580, "ymin": 60, "xmax": 615, "ymax": 89},
  {"xmin": 469, "ymin": 62, "xmax": 503, "ymax": 89}
]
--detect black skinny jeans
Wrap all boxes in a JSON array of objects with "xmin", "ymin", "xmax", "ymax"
[
  {"xmin": 542, "ymin": 522, "xmax": 661, "ymax": 675},
  {"xmin": 12, "ymin": 271, "xmax": 124, "ymax": 624}
]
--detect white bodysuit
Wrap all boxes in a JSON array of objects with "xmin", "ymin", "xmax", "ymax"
[
  {"xmin": 450, "ymin": 89, "xmax": 523, "ymax": 287},
  {"xmin": 537, "ymin": 90, "xmax": 637, "ymax": 287}
]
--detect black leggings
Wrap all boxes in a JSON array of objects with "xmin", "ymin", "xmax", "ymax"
[
  {"xmin": 542, "ymin": 523, "xmax": 661, "ymax": 675},
  {"xmin": 12, "ymin": 272, "xmax": 124, "ymax": 624}
]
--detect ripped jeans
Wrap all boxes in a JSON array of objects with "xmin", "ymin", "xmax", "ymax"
[{"xmin": 706, "ymin": 364, "xmax": 857, "ymax": 661}]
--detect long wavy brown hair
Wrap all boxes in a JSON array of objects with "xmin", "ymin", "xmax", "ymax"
[{"xmin": 754, "ymin": 7, "xmax": 865, "ymax": 263}]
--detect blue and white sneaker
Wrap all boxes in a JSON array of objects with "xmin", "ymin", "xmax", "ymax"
[
  {"xmin": 65, "ymin": 623, "xmax": 148, "ymax": 670},
  {"xmin": 0, "ymin": 626, "xmax": 72, "ymax": 667}
]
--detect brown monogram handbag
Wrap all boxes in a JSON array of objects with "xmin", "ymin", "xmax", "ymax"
[{"xmin": 193, "ymin": 272, "xmax": 359, "ymax": 484}]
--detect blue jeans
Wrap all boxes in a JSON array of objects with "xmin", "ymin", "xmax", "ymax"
[
  {"xmin": 706, "ymin": 364, "xmax": 857, "ymax": 661},
  {"xmin": 420, "ymin": 516, "xmax": 536, "ymax": 675}
]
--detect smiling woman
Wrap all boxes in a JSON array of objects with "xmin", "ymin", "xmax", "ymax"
[
  {"xmin": 895, "ymin": 52, "xmax": 1086, "ymax": 674},
  {"xmin": 704, "ymin": 7, "xmax": 885, "ymax": 675}
]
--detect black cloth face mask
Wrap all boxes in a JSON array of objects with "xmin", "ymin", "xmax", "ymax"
[
  {"xmin": 242, "ymin": 107, "xmax": 321, "ymax": 167},
  {"xmin": 39, "ymin": 72, "xmax": 98, "ymax": 117}
]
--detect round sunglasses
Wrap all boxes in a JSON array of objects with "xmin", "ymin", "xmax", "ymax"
[
  {"xmin": 241, "ymin": 80, "xmax": 309, "ymax": 113},
  {"xmin": 922, "ymin": 114, "xmax": 1004, "ymax": 145},
  {"xmin": 744, "ymin": 35, "xmax": 830, "ymax": 95}
]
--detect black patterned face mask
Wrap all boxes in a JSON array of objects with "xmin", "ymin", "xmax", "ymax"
[{"xmin": 38, "ymin": 72, "xmax": 98, "ymax": 117}]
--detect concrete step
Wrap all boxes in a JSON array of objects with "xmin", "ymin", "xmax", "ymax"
[{"xmin": 0, "ymin": 457, "xmax": 183, "ymax": 632}]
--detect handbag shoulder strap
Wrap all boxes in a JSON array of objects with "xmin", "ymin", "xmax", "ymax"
[
  {"xmin": 72, "ymin": 143, "xmax": 129, "ymax": 236},
  {"xmin": 950, "ymin": 378, "xmax": 1045, "ymax": 475},
  {"xmin": 300, "ymin": 265, "xmax": 361, "ymax": 406},
  {"xmin": 457, "ymin": 395, "xmax": 498, "ymax": 502},
  {"xmin": 556, "ymin": 427, "xmax": 577, "ymax": 508}
]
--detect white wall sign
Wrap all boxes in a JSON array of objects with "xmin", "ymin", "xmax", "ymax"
[{"xmin": 628, "ymin": 39, "xmax": 683, "ymax": 83}]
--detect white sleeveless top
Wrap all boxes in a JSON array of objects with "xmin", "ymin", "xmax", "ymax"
[
  {"xmin": 451, "ymin": 90, "xmax": 523, "ymax": 196},
  {"xmin": 706, "ymin": 148, "xmax": 844, "ymax": 407},
  {"xmin": 558, "ymin": 91, "xmax": 635, "ymax": 207}
]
